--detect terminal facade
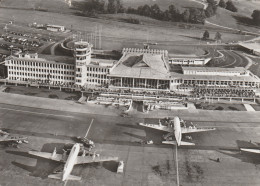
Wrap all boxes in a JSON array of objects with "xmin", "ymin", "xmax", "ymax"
[{"xmin": 4, "ymin": 41, "xmax": 260, "ymax": 95}]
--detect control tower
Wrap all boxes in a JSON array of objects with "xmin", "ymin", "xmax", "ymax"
[{"xmin": 74, "ymin": 41, "xmax": 92, "ymax": 86}]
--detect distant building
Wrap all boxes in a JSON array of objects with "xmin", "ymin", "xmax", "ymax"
[
  {"xmin": 46, "ymin": 24, "xmax": 65, "ymax": 32},
  {"xmin": 239, "ymin": 42, "xmax": 260, "ymax": 56},
  {"xmin": 168, "ymin": 57, "xmax": 211, "ymax": 65}
]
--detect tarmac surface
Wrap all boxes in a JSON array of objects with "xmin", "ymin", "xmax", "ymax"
[{"xmin": 0, "ymin": 92, "xmax": 260, "ymax": 186}]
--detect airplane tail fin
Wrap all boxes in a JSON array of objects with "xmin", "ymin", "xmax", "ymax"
[{"xmin": 162, "ymin": 140, "xmax": 195, "ymax": 146}]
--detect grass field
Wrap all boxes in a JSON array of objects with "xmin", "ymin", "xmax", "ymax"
[
  {"xmin": 206, "ymin": 2, "xmax": 260, "ymax": 34},
  {"xmin": 0, "ymin": 0, "xmax": 74, "ymax": 13}
]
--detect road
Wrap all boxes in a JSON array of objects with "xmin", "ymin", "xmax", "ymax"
[
  {"xmin": 209, "ymin": 49, "xmax": 250, "ymax": 68},
  {"xmin": 0, "ymin": 100, "xmax": 260, "ymax": 185}
]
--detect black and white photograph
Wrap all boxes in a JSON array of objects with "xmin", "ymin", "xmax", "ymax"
[{"xmin": 0, "ymin": 0, "xmax": 260, "ymax": 185}]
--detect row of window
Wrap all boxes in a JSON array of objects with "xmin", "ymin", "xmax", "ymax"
[
  {"xmin": 8, "ymin": 77, "xmax": 74, "ymax": 84},
  {"xmin": 87, "ymin": 73, "xmax": 107, "ymax": 79},
  {"xmin": 185, "ymin": 70, "xmax": 242, "ymax": 75},
  {"xmin": 76, "ymin": 56, "xmax": 88, "ymax": 61},
  {"xmin": 8, "ymin": 68, "xmax": 75, "ymax": 75},
  {"xmin": 9, "ymin": 60, "xmax": 74, "ymax": 70},
  {"xmin": 86, "ymin": 79, "xmax": 107, "ymax": 84},
  {"xmin": 87, "ymin": 67, "xmax": 109, "ymax": 73},
  {"xmin": 9, "ymin": 73, "xmax": 74, "ymax": 80}
]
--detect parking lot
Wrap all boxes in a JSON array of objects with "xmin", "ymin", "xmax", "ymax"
[{"xmin": 0, "ymin": 22, "xmax": 70, "ymax": 57}]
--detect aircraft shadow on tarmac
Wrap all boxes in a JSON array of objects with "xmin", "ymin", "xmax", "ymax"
[
  {"xmin": 1, "ymin": 128, "xmax": 72, "ymax": 141},
  {"xmin": 116, "ymin": 123, "xmax": 167, "ymax": 145},
  {"xmin": 217, "ymin": 140, "xmax": 260, "ymax": 165},
  {"xmin": 7, "ymin": 143, "xmax": 118, "ymax": 179},
  {"xmin": 7, "ymin": 143, "xmax": 64, "ymax": 179}
]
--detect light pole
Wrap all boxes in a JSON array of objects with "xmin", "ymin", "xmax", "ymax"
[{"xmin": 175, "ymin": 144, "xmax": 180, "ymax": 186}]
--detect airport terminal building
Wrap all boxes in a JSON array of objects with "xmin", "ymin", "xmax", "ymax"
[
  {"xmin": 4, "ymin": 41, "xmax": 115, "ymax": 87},
  {"xmin": 108, "ymin": 49, "xmax": 260, "ymax": 92},
  {"xmin": 3, "ymin": 41, "xmax": 260, "ymax": 95}
]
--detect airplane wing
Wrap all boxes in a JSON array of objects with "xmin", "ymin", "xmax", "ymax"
[
  {"xmin": 28, "ymin": 151, "xmax": 66, "ymax": 162},
  {"xmin": 162, "ymin": 140, "xmax": 195, "ymax": 146},
  {"xmin": 240, "ymin": 148, "xmax": 260, "ymax": 154},
  {"xmin": 75, "ymin": 155, "xmax": 118, "ymax": 165},
  {"xmin": 0, "ymin": 137, "xmax": 27, "ymax": 142},
  {"xmin": 139, "ymin": 123, "xmax": 172, "ymax": 132},
  {"xmin": 181, "ymin": 127, "xmax": 216, "ymax": 134}
]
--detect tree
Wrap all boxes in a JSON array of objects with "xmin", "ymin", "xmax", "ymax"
[
  {"xmin": 107, "ymin": 0, "xmax": 117, "ymax": 13},
  {"xmin": 116, "ymin": 0, "xmax": 124, "ymax": 13},
  {"xmin": 127, "ymin": 7, "xmax": 136, "ymax": 14},
  {"xmin": 226, "ymin": 0, "xmax": 237, "ymax": 12},
  {"xmin": 202, "ymin": 30, "xmax": 210, "ymax": 40},
  {"xmin": 214, "ymin": 32, "xmax": 222, "ymax": 41},
  {"xmin": 205, "ymin": 4, "xmax": 214, "ymax": 17},
  {"xmin": 182, "ymin": 9, "xmax": 190, "ymax": 23},
  {"xmin": 150, "ymin": 4, "xmax": 161, "ymax": 19},
  {"xmin": 137, "ymin": 6, "xmax": 143, "ymax": 15},
  {"xmin": 168, "ymin": 5, "xmax": 181, "ymax": 22},
  {"xmin": 142, "ymin": 4, "xmax": 151, "ymax": 17},
  {"xmin": 251, "ymin": 10, "xmax": 260, "ymax": 26},
  {"xmin": 218, "ymin": 0, "xmax": 226, "ymax": 8},
  {"xmin": 189, "ymin": 8, "xmax": 206, "ymax": 24},
  {"xmin": 207, "ymin": 0, "xmax": 218, "ymax": 13},
  {"xmin": 163, "ymin": 10, "xmax": 170, "ymax": 21}
]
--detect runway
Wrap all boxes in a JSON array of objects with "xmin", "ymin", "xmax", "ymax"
[{"xmin": 0, "ymin": 103, "xmax": 259, "ymax": 186}]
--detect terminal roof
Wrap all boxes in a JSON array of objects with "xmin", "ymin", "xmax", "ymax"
[
  {"xmin": 90, "ymin": 58, "xmax": 116, "ymax": 67},
  {"xmin": 109, "ymin": 53, "xmax": 170, "ymax": 79},
  {"xmin": 9, "ymin": 54, "xmax": 74, "ymax": 65},
  {"xmin": 38, "ymin": 54, "xmax": 74, "ymax": 65}
]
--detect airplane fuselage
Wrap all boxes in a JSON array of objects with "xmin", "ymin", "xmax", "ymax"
[
  {"xmin": 62, "ymin": 143, "xmax": 80, "ymax": 181},
  {"xmin": 173, "ymin": 117, "xmax": 182, "ymax": 146}
]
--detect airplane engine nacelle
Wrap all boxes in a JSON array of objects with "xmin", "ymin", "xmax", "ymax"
[
  {"xmin": 51, "ymin": 147, "xmax": 57, "ymax": 158},
  {"xmin": 82, "ymin": 150, "xmax": 86, "ymax": 157}
]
